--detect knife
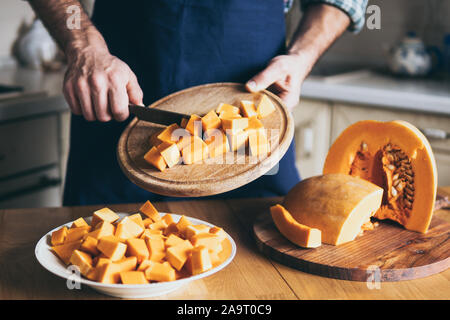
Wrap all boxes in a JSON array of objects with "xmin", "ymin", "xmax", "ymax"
[{"xmin": 129, "ymin": 104, "xmax": 191, "ymax": 126}]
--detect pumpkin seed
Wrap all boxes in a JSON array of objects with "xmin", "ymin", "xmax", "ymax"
[
  {"xmin": 361, "ymin": 141, "xmax": 368, "ymax": 151},
  {"xmin": 391, "ymin": 187, "xmax": 398, "ymax": 197}
]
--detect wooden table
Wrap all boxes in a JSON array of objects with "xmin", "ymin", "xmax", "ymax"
[{"xmin": 0, "ymin": 188, "xmax": 449, "ymax": 300}]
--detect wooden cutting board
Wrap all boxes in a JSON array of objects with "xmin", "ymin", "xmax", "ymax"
[
  {"xmin": 117, "ymin": 82, "xmax": 294, "ymax": 197},
  {"xmin": 253, "ymin": 193, "xmax": 450, "ymax": 282}
]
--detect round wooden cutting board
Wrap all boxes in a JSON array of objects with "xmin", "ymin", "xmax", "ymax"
[
  {"xmin": 254, "ymin": 209, "xmax": 450, "ymax": 282},
  {"xmin": 117, "ymin": 82, "xmax": 294, "ymax": 197}
]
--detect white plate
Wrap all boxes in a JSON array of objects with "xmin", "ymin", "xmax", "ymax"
[{"xmin": 35, "ymin": 213, "xmax": 236, "ymax": 298}]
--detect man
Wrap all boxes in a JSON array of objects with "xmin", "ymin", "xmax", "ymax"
[{"xmin": 29, "ymin": 0, "xmax": 368, "ymax": 205}]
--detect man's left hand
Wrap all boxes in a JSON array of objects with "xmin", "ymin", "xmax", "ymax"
[{"xmin": 245, "ymin": 53, "xmax": 313, "ymax": 111}]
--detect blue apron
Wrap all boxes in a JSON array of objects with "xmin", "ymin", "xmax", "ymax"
[{"xmin": 63, "ymin": 0, "xmax": 301, "ymax": 206}]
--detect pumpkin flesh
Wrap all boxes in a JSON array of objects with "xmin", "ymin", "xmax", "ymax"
[{"xmin": 323, "ymin": 120, "xmax": 437, "ymax": 233}]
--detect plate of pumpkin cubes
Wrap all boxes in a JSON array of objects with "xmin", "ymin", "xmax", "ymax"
[
  {"xmin": 35, "ymin": 200, "xmax": 236, "ymax": 298},
  {"xmin": 117, "ymin": 83, "xmax": 293, "ymax": 197}
]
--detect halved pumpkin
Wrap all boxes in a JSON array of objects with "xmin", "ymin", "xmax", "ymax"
[{"xmin": 323, "ymin": 120, "xmax": 437, "ymax": 233}]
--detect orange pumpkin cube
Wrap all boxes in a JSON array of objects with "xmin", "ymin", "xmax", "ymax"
[
  {"xmin": 245, "ymin": 116, "xmax": 265, "ymax": 134},
  {"xmin": 69, "ymin": 249, "xmax": 93, "ymax": 276},
  {"xmin": 65, "ymin": 226, "xmax": 90, "ymax": 243},
  {"xmin": 175, "ymin": 215, "xmax": 193, "ymax": 236},
  {"xmin": 97, "ymin": 236, "xmax": 127, "ymax": 261},
  {"xmin": 162, "ymin": 213, "xmax": 175, "ymax": 225},
  {"xmin": 201, "ymin": 109, "xmax": 222, "ymax": 131},
  {"xmin": 185, "ymin": 114, "xmax": 202, "ymax": 137},
  {"xmin": 139, "ymin": 200, "xmax": 161, "ymax": 222},
  {"xmin": 190, "ymin": 233, "xmax": 222, "ymax": 253},
  {"xmin": 209, "ymin": 226, "xmax": 227, "ymax": 242},
  {"xmin": 256, "ymin": 94, "xmax": 276, "ymax": 119},
  {"xmin": 84, "ymin": 221, "xmax": 115, "ymax": 240},
  {"xmin": 166, "ymin": 240, "xmax": 194, "ymax": 271},
  {"xmin": 148, "ymin": 220, "xmax": 168, "ymax": 231},
  {"xmin": 219, "ymin": 111, "xmax": 242, "ymax": 119},
  {"xmin": 145, "ymin": 237, "xmax": 166, "ymax": 262},
  {"xmin": 215, "ymin": 103, "xmax": 239, "ymax": 115},
  {"xmin": 126, "ymin": 238, "xmax": 150, "ymax": 263},
  {"xmin": 71, "ymin": 217, "xmax": 89, "ymax": 228},
  {"xmin": 185, "ymin": 224, "xmax": 210, "ymax": 240},
  {"xmin": 52, "ymin": 240, "xmax": 82, "ymax": 265},
  {"xmin": 51, "ymin": 226, "xmax": 68, "ymax": 246},
  {"xmin": 157, "ymin": 142, "xmax": 181, "ymax": 168},
  {"xmin": 240, "ymin": 100, "xmax": 257, "ymax": 118},
  {"xmin": 96, "ymin": 256, "xmax": 137, "ymax": 284},
  {"xmin": 145, "ymin": 262, "xmax": 176, "ymax": 282},
  {"xmin": 115, "ymin": 217, "xmax": 144, "ymax": 241},
  {"xmin": 91, "ymin": 207, "xmax": 120, "ymax": 227},
  {"xmin": 204, "ymin": 129, "xmax": 229, "ymax": 159},
  {"xmin": 128, "ymin": 213, "xmax": 145, "ymax": 228},
  {"xmin": 120, "ymin": 271, "xmax": 149, "ymax": 284},
  {"xmin": 186, "ymin": 245, "xmax": 213, "ymax": 275},
  {"xmin": 227, "ymin": 130, "xmax": 249, "ymax": 151},
  {"xmin": 137, "ymin": 259, "xmax": 154, "ymax": 271},
  {"xmin": 156, "ymin": 123, "xmax": 180, "ymax": 144},
  {"xmin": 221, "ymin": 117, "xmax": 249, "ymax": 134},
  {"xmin": 165, "ymin": 234, "xmax": 185, "ymax": 247},
  {"xmin": 248, "ymin": 129, "xmax": 270, "ymax": 157},
  {"xmin": 80, "ymin": 236, "xmax": 100, "ymax": 256},
  {"xmin": 144, "ymin": 146, "xmax": 167, "ymax": 171},
  {"xmin": 181, "ymin": 136, "xmax": 209, "ymax": 164}
]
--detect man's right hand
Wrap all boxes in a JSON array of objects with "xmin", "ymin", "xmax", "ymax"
[{"xmin": 63, "ymin": 48, "xmax": 143, "ymax": 122}]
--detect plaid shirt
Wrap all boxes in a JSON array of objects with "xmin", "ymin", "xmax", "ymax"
[{"xmin": 285, "ymin": 0, "xmax": 368, "ymax": 33}]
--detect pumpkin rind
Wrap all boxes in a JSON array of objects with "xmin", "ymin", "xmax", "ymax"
[
  {"xmin": 323, "ymin": 120, "xmax": 437, "ymax": 233},
  {"xmin": 270, "ymin": 204, "xmax": 322, "ymax": 248}
]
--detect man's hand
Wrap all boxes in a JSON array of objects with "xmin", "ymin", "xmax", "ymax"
[
  {"xmin": 246, "ymin": 4, "xmax": 350, "ymax": 111},
  {"xmin": 29, "ymin": 0, "xmax": 143, "ymax": 122},
  {"xmin": 63, "ymin": 48, "xmax": 143, "ymax": 122},
  {"xmin": 246, "ymin": 53, "xmax": 311, "ymax": 110}
]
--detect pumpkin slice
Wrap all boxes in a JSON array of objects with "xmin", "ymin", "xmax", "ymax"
[
  {"xmin": 323, "ymin": 120, "xmax": 437, "ymax": 233},
  {"xmin": 282, "ymin": 174, "xmax": 383, "ymax": 245},
  {"xmin": 270, "ymin": 204, "xmax": 321, "ymax": 248}
]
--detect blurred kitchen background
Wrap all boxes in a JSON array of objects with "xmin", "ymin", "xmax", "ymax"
[{"xmin": 0, "ymin": 0, "xmax": 449, "ymax": 209}]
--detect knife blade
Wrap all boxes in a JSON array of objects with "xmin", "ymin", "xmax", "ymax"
[{"xmin": 129, "ymin": 104, "xmax": 190, "ymax": 126}]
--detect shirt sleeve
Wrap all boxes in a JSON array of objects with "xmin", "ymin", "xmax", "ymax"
[{"xmin": 300, "ymin": 0, "xmax": 369, "ymax": 33}]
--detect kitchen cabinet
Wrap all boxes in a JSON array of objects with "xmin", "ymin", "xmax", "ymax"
[
  {"xmin": 292, "ymin": 98, "xmax": 332, "ymax": 179},
  {"xmin": 292, "ymin": 100, "xmax": 450, "ymax": 185},
  {"xmin": 0, "ymin": 111, "xmax": 68, "ymax": 209}
]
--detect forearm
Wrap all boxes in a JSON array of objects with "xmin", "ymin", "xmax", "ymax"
[
  {"xmin": 28, "ymin": 0, "xmax": 108, "ymax": 61},
  {"xmin": 288, "ymin": 4, "xmax": 351, "ymax": 71}
]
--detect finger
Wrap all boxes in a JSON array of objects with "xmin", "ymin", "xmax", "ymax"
[
  {"xmin": 75, "ymin": 78, "xmax": 96, "ymax": 121},
  {"xmin": 89, "ymin": 74, "xmax": 111, "ymax": 122},
  {"xmin": 126, "ymin": 73, "xmax": 144, "ymax": 106},
  {"xmin": 108, "ymin": 78, "xmax": 129, "ymax": 122},
  {"xmin": 246, "ymin": 59, "xmax": 285, "ymax": 92},
  {"xmin": 277, "ymin": 90, "xmax": 300, "ymax": 111},
  {"xmin": 63, "ymin": 80, "xmax": 82, "ymax": 116}
]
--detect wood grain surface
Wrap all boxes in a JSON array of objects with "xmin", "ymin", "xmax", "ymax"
[
  {"xmin": 0, "ymin": 189, "xmax": 449, "ymax": 299},
  {"xmin": 117, "ymin": 83, "xmax": 294, "ymax": 197},
  {"xmin": 253, "ymin": 190, "xmax": 450, "ymax": 282}
]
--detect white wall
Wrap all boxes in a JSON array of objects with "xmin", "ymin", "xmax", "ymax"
[
  {"xmin": 286, "ymin": 0, "xmax": 450, "ymax": 67},
  {"xmin": 0, "ymin": 0, "xmax": 35, "ymax": 59}
]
